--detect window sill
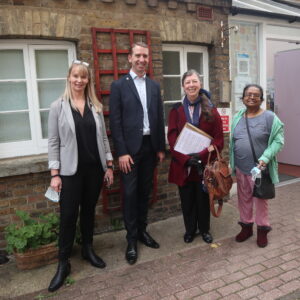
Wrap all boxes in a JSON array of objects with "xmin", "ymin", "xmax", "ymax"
[{"xmin": 0, "ymin": 154, "xmax": 48, "ymax": 178}]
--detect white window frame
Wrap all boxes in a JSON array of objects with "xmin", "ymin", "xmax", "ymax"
[
  {"xmin": 0, "ymin": 40, "xmax": 76, "ymax": 159},
  {"xmin": 163, "ymin": 44, "xmax": 209, "ymax": 104},
  {"xmin": 162, "ymin": 44, "xmax": 209, "ymax": 132}
]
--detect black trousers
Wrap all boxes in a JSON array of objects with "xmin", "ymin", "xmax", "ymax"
[
  {"xmin": 58, "ymin": 165, "xmax": 104, "ymax": 260},
  {"xmin": 178, "ymin": 181, "xmax": 210, "ymax": 236},
  {"xmin": 121, "ymin": 136, "xmax": 157, "ymax": 243}
]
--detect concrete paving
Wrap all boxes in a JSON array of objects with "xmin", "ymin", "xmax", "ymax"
[
  {"xmin": 1, "ymin": 180, "xmax": 300, "ymax": 300},
  {"xmin": 0, "ymin": 203, "xmax": 239, "ymax": 299}
]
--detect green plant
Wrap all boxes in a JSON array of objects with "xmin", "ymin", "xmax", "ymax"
[
  {"xmin": 5, "ymin": 210, "xmax": 59, "ymax": 254},
  {"xmin": 65, "ymin": 276, "xmax": 75, "ymax": 286},
  {"xmin": 110, "ymin": 217, "xmax": 123, "ymax": 231}
]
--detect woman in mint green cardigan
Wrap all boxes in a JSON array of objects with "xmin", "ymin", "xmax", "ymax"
[{"xmin": 230, "ymin": 84, "xmax": 284, "ymax": 248}]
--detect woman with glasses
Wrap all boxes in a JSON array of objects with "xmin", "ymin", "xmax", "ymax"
[
  {"xmin": 47, "ymin": 60, "xmax": 114, "ymax": 292},
  {"xmin": 230, "ymin": 84, "xmax": 284, "ymax": 248}
]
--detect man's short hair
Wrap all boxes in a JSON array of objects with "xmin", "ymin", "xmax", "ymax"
[{"xmin": 129, "ymin": 42, "xmax": 149, "ymax": 55}]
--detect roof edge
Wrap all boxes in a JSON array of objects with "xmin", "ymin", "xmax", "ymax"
[
  {"xmin": 230, "ymin": 6, "xmax": 300, "ymax": 23},
  {"xmin": 271, "ymin": 0, "xmax": 300, "ymax": 9}
]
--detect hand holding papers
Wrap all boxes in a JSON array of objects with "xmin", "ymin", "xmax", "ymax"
[{"xmin": 174, "ymin": 123, "xmax": 212, "ymax": 155}]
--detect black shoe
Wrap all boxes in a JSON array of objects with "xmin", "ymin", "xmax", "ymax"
[
  {"xmin": 48, "ymin": 260, "xmax": 71, "ymax": 292},
  {"xmin": 138, "ymin": 231, "xmax": 160, "ymax": 249},
  {"xmin": 125, "ymin": 242, "xmax": 137, "ymax": 265},
  {"xmin": 183, "ymin": 233, "xmax": 194, "ymax": 243},
  {"xmin": 81, "ymin": 244, "xmax": 106, "ymax": 269},
  {"xmin": 201, "ymin": 232, "xmax": 213, "ymax": 244}
]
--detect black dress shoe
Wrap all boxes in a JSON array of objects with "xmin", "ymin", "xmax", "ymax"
[
  {"xmin": 201, "ymin": 232, "xmax": 213, "ymax": 244},
  {"xmin": 183, "ymin": 233, "xmax": 194, "ymax": 243},
  {"xmin": 81, "ymin": 244, "xmax": 106, "ymax": 269},
  {"xmin": 48, "ymin": 260, "xmax": 71, "ymax": 292},
  {"xmin": 126, "ymin": 242, "xmax": 137, "ymax": 265},
  {"xmin": 139, "ymin": 231, "xmax": 160, "ymax": 249}
]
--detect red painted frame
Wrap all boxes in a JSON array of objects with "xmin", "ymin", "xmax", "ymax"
[{"xmin": 91, "ymin": 27, "xmax": 157, "ymax": 214}]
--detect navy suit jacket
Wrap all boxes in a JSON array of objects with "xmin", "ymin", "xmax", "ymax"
[{"xmin": 109, "ymin": 74, "xmax": 165, "ymax": 157}]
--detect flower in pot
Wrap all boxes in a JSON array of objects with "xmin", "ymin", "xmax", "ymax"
[{"xmin": 5, "ymin": 210, "xmax": 59, "ymax": 270}]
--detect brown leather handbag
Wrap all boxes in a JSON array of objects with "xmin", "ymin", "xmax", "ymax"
[{"xmin": 203, "ymin": 145, "xmax": 233, "ymax": 217}]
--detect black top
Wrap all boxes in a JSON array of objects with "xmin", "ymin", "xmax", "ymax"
[{"xmin": 71, "ymin": 102, "xmax": 100, "ymax": 166}]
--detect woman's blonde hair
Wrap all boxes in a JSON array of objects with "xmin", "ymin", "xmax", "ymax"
[{"xmin": 62, "ymin": 62, "xmax": 102, "ymax": 113}]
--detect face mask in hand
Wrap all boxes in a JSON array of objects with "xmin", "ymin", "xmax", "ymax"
[
  {"xmin": 45, "ymin": 187, "xmax": 60, "ymax": 202},
  {"xmin": 250, "ymin": 166, "xmax": 261, "ymax": 181}
]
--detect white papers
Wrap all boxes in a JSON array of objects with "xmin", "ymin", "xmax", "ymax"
[{"xmin": 174, "ymin": 123, "xmax": 212, "ymax": 155}]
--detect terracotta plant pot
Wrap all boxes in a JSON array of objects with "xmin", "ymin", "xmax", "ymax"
[{"xmin": 14, "ymin": 242, "xmax": 58, "ymax": 270}]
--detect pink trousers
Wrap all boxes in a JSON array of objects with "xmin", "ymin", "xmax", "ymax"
[{"xmin": 236, "ymin": 168, "xmax": 270, "ymax": 227}]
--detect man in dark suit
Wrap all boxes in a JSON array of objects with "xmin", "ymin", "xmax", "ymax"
[{"xmin": 109, "ymin": 42, "xmax": 165, "ymax": 265}]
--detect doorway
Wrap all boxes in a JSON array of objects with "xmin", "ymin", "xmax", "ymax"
[{"xmin": 266, "ymin": 40, "xmax": 300, "ymax": 166}]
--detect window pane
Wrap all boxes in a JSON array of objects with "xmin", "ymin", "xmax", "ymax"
[
  {"xmin": 187, "ymin": 52, "xmax": 203, "ymax": 74},
  {"xmin": 0, "ymin": 112, "xmax": 31, "ymax": 142},
  {"xmin": 40, "ymin": 111, "xmax": 49, "ymax": 139},
  {"xmin": 0, "ymin": 82, "xmax": 28, "ymax": 111},
  {"xmin": 163, "ymin": 77, "xmax": 181, "ymax": 101},
  {"xmin": 163, "ymin": 51, "xmax": 180, "ymax": 75},
  {"xmin": 38, "ymin": 80, "xmax": 65, "ymax": 108},
  {"xmin": 0, "ymin": 50, "xmax": 25, "ymax": 79},
  {"xmin": 36, "ymin": 50, "xmax": 69, "ymax": 78}
]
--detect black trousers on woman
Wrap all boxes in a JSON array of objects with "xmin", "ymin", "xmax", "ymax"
[
  {"xmin": 58, "ymin": 165, "xmax": 104, "ymax": 260},
  {"xmin": 178, "ymin": 181, "xmax": 210, "ymax": 236}
]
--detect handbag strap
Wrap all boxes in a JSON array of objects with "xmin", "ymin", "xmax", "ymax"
[
  {"xmin": 244, "ymin": 112, "xmax": 259, "ymax": 164},
  {"xmin": 207, "ymin": 145, "xmax": 221, "ymax": 164},
  {"xmin": 209, "ymin": 193, "xmax": 223, "ymax": 218},
  {"xmin": 206, "ymin": 145, "xmax": 223, "ymax": 218}
]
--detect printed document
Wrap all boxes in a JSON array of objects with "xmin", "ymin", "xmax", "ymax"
[{"xmin": 174, "ymin": 123, "xmax": 212, "ymax": 155}]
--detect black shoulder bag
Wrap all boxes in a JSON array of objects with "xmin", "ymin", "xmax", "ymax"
[{"xmin": 245, "ymin": 113, "xmax": 275, "ymax": 199}]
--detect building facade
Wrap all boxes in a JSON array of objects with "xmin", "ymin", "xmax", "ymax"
[
  {"xmin": 0, "ymin": 0, "xmax": 231, "ymax": 248},
  {"xmin": 229, "ymin": 0, "xmax": 300, "ymax": 167}
]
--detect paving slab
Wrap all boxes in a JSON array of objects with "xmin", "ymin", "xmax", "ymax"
[
  {"xmin": 0, "ymin": 202, "xmax": 238, "ymax": 299},
  {"xmin": 2, "ymin": 179, "xmax": 300, "ymax": 300}
]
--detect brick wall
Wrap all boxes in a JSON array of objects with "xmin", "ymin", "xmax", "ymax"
[
  {"xmin": 0, "ymin": 172, "xmax": 54, "ymax": 249},
  {"xmin": 0, "ymin": 154, "xmax": 181, "ymax": 249},
  {"xmin": 0, "ymin": 0, "xmax": 231, "ymax": 248}
]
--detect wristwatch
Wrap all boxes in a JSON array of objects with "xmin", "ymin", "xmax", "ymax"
[
  {"xmin": 107, "ymin": 165, "xmax": 114, "ymax": 170},
  {"xmin": 51, "ymin": 174, "xmax": 61, "ymax": 178}
]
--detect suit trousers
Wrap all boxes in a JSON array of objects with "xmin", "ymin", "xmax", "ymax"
[
  {"xmin": 58, "ymin": 164, "xmax": 104, "ymax": 260},
  {"xmin": 178, "ymin": 181, "xmax": 210, "ymax": 235},
  {"xmin": 121, "ymin": 136, "xmax": 157, "ymax": 243}
]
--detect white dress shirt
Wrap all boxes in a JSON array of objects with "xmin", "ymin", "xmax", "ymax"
[{"xmin": 130, "ymin": 70, "xmax": 150, "ymax": 135}]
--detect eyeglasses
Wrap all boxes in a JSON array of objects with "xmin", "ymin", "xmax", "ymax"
[
  {"xmin": 245, "ymin": 93, "xmax": 261, "ymax": 99},
  {"xmin": 73, "ymin": 60, "xmax": 89, "ymax": 67}
]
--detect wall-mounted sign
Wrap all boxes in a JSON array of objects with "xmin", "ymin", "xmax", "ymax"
[
  {"xmin": 217, "ymin": 107, "xmax": 231, "ymax": 133},
  {"xmin": 237, "ymin": 53, "xmax": 250, "ymax": 75}
]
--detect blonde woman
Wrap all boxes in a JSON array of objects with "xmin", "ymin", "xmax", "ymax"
[{"xmin": 48, "ymin": 60, "xmax": 113, "ymax": 292}]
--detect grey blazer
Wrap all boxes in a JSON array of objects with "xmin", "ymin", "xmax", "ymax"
[{"xmin": 48, "ymin": 98, "xmax": 113, "ymax": 175}]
